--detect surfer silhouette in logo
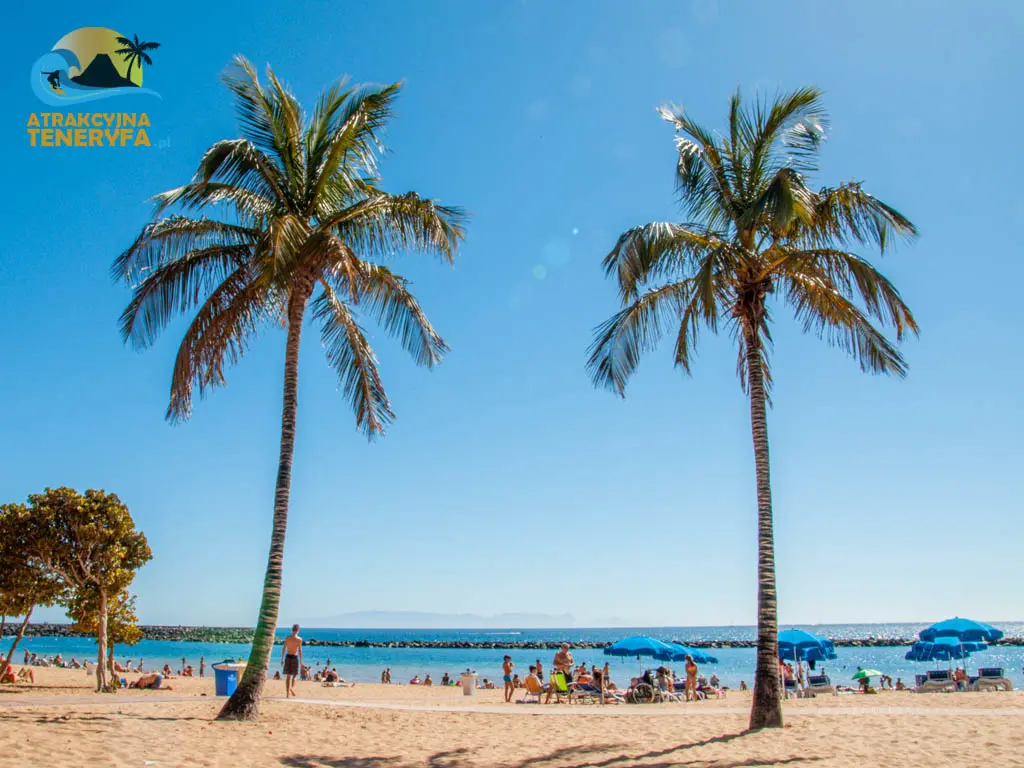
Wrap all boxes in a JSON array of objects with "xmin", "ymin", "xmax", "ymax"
[{"xmin": 43, "ymin": 70, "xmax": 61, "ymax": 90}]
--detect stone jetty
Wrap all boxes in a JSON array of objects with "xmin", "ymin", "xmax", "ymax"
[{"xmin": 4, "ymin": 623, "xmax": 1022, "ymax": 648}]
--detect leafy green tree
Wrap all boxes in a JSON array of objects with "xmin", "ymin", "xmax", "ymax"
[
  {"xmin": 114, "ymin": 34, "xmax": 160, "ymax": 85},
  {"xmin": 20, "ymin": 488, "xmax": 151, "ymax": 691},
  {"xmin": 68, "ymin": 587, "xmax": 143, "ymax": 675},
  {"xmin": 0, "ymin": 504, "xmax": 65, "ymax": 679},
  {"xmin": 113, "ymin": 57, "xmax": 464, "ymax": 720},
  {"xmin": 587, "ymin": 88, "xmax": 917, "ymax": 729}
]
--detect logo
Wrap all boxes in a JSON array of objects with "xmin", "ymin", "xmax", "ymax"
[
  {"xmin": 32, "ymin": 28, "xmax": 160, "ymax": 106},
  {"xmin": 28, "ymin": 28, "xmax": 161, "ymax": 148}
]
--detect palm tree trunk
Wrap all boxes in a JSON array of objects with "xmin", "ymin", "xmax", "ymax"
[
  {"xmin": 745, "ymin": 327, "xmax": 784, "ymax": 730},
  {"xmin": 1, "ymin": 608, "xmax": 34, "ymax": 680},
  {"xmin": 218, "ymin": 283, "xmax": 312, "ymax": 721}
]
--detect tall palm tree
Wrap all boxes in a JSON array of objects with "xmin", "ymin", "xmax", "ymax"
[
  {"xmin": 587, "ymin": 88, "xmax": 917, "ymax": 730},
  {"xmin": 114, "ymin": 34, "xmax": 160, "ymax": 85},
  {"xmin": 114, "ymin": 56, "xmax": 465, "ymax": 721}
]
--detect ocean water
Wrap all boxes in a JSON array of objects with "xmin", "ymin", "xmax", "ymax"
[{"xmin": 13, "ymin": 623, "xmax": 1024, "ymax": 690}]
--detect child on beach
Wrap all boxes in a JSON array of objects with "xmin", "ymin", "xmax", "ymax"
[{"xmin": 502, "ymin": 656, "xmax": 514, "ymax": 702}]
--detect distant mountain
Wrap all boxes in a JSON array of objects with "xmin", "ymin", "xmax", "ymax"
[
  {"xmin": 71, "ymin": 53, "xmax": 134, "ymax": 88},
  {"xmin": 297, "ymin": 610, "xmax": 575, "ymax": 629}
]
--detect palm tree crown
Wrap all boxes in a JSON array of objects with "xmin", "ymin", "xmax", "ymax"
[
  {"xmin": 114, "ymin": 56, "xmax": 464, "ymax": 436},
  {"xmin": 115, "ymin": 34, "xmax": 160, "ymax": 84},
  {"xmin": 589, "ymin": 86, "xmax": 918, "ymax": 395}
]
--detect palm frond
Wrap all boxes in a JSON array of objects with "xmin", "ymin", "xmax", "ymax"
[
  {"xmin": 152, "ymin": 182, "xmax": 276, "ymax": 223},
  {"xmin": 773, "ymin": 247, "xmax": 918, "ymax": 340},
  {"xmin": 745, "ymin": 87, "xmax": 828, "ymax": 184},
  {"xmin": 166, "ymin": 265, "xmax": 275, "ymax": 421},
  {"xmin": 780, "ymin": 270, "xmax": 908, "ymax": 376},
  {"xmin": 186, "ymin": 138, "xmax": 289, "ymax": 211},
  {"xmin": 306, "ymin": 83, "xmax": 402, "ymax": 212},
  {"xmin": 587, "ymin": 280, "xmax": 700, "ymax": 395},
  {"xmin": 311, "ymin": 284, "xmax": 394, "ymax": 438},
  {"xmin": 334, "ymin": 261, "xmax": 448, "ymax": 367},
  {"xmin": 118, "ymin": 244, "xmax": 252, "ymax": 348},
  {"xmin": 113, "ymin": 216, "xmax": 258, "ymax": 284},
  {"xmin": 323, "ymin": 191, "xmax": 465, "ymax": 263},
  {"xmin": 601, "ymin": 221, "xmax": 733, "ymax": 301},
  {"xmin": 794, "ymin": 182, "xmax": 917, "ymax": 252}
]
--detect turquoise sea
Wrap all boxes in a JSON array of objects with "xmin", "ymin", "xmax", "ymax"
[{"xmin": 14, "ymin": 623, "xmax": 1024, "ymax": 689}]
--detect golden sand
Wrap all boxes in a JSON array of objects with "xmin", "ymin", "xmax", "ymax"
[{"xmin": 1, "ymin": 668, "xmax": 1022, "ymax": 766}]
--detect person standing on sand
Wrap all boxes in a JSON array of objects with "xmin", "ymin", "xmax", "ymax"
[
  {"xmin": 553, "ymin": 643, "xmax": 574, "ymax": 681},
  {"xmin": 281, "ymin": 624, "xmax": 304, "ymax": 698},
  {"xmin": 684, "ymin": 655, "xmax": 698, "ymax": 701},
  {"xmin": 199, "ymin": 656, "xmax": 205, "ymax": 678},
  {"xmin": 502, "ymin": 655, "xmax": 514, "ymax": 702}
]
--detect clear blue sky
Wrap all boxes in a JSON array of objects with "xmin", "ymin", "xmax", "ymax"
[{"xmin": 3, "ymin": 0, "xmax": 1022, "ymax": 628}]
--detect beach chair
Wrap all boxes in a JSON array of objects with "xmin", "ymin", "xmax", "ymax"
[
  {"xmin": 653, "ymin": 678, "xmax": 683, "ymax": 703},
  {"xmin": 520, "ymin": 675, "xmax": 545, "ymax": 703},
  {"xmin": 914, "ymin": 669, "xmax": 956, "ymax": 693},
  {"xmin": 973, "ymin": 667, "xmax": 1013, "ymax": 692},
  {"xmin": 806, "ymin": 674, "xmax": 835, "ymax": 696},
  {"xmin": 549, "ymin": 672, "xmax": 575, "ymax": 703}
]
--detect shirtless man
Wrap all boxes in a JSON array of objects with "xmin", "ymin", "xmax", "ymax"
[
  {"xmin": 281, "ymin": 624, "xmax": 303, "ymax": 698},
  {"xmin": 545, "ymin": 644, "xmax": 574, "ymax": 703}
]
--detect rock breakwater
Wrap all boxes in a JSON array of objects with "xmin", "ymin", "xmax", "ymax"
[{"xmin": 5, "ymin": 624, "xmax": 1023, "ymax": 648}]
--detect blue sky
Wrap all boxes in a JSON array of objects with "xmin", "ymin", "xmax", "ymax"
[{"xmin": 2, "ymin": 0, "xmax": 1022, "ymax": 628}]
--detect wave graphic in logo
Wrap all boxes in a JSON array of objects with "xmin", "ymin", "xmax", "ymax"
[{"xmin": 31, "ymin": 27, "xmax": 161, "ymax": 106}]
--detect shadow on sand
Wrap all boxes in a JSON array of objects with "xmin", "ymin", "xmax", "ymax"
[{"xmin": 279, "ymin": 731, "xmax": 825, "ymax": 768}]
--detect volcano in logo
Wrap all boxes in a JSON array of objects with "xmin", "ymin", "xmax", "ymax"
[{"xmin": 31, "ymin": 28, "xmax": 161, "ymax": 106}]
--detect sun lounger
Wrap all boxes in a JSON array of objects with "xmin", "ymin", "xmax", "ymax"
[
  {"xmin": 806, "ymin": 674, "xmax": 835, "ymax": 696},
  {"xmin": 915, "ymin": 669, "xmax": 956, "ymax": 693},
  {"xmin": 973, "ymin": 667, "xmax": 1013, "ymax": 692},
  {"xmin": 654, "ymin": 682, "xmax": 683, "ymax": 703}
]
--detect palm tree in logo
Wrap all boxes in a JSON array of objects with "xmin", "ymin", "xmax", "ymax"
[{"xmin": 115, "ymin": 34, "xmax": 160, "ymax": 85}]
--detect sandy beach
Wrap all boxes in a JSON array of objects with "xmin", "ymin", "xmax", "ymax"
[{"xmin": 1, "ymin": 668, "xmax": 1022, "ymax": 767}]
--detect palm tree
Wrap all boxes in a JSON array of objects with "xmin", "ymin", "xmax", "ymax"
[
  {"xmin": 114, "ymin": 34, "xmax": 160, "ymax": 85},
  {"xmin": 587, "ymin": 88, "xmax": 917, "ymax": 730},
  {"xmin": 113, "ymin": 56, "xmax": 465, "ymax": 720}
]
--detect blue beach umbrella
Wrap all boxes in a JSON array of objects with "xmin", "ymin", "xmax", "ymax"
[
  {"xmin": 918, "ymin": 618, "xmax": 1002, "ymax": 669},
  {"xmin": 905, "ymin": 637, "xmax": 987, "ymax": 663},
  {"xmin": 604, "ymin": 636, "xmax": 678, "ymax": 674},
  {"xmin": 777, "ymin": 629, "xmax": 837, "ymax": 663},
  {"xmin": 919, "ymin": 618, "xmax": 1004, "ymax": 643},
  {"xmin": 603, "ymin": 636, "xmax": 678, "ymax": 659},
  {"xmin": 654, "ymin": 643, "xmax": 719, "ymax": 665}
]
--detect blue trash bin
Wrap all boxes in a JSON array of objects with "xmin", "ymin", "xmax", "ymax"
[{"xmin": 212, "ymin": 661, "xmax": 238, "ymax": 696}]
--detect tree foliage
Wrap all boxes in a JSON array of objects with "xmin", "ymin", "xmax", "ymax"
[
  {"xmin": 13, "ymin": 488, "xmax": 151, "ymax": 690},
  {"xmin": 0, "ymin": 504, "xmax": 66, "ymax": 677},
  {"xmin": 68, "ymin": 588, "xmax": 144, "ymax": 649}
]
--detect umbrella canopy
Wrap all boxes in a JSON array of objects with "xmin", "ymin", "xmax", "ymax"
[
  {"xmin": 852, "ymin": 669, "xmax": 883, "ymax": 680},
  {"xmin": 777, "ymin": 629, "xmax": 837, "ymax": 662},
  {"xmin": 603, "ymin": 636, "xmax": 678, "ymax": 659},
  {"xmin": 653, "ymin": 643, "xmax": 719, "ymax": 665},
  {"xmin": 905, "ymin": 637, "xmax": 987, "ymax": 662},
  {"xmin": 919, "ymin": 618, "xmax": 1003, "ymax": 643}
]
